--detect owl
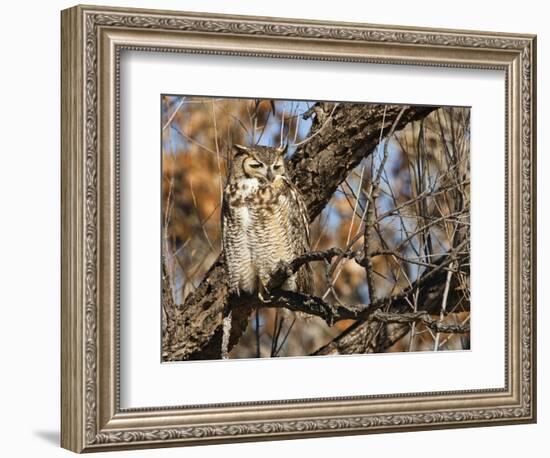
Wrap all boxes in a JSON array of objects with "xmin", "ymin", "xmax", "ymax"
[
  {"xmin": 222, "ymin": 144, "xmax": 313, "ymax": 298},
  {"xmin": 220, "ymin": 144, "xmax": 313, "ymax": 356}
]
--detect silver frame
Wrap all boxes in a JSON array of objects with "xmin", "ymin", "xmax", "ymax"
[{"xmin": 61, "ymin": 4, "xmax": 536, "ymax": 452}]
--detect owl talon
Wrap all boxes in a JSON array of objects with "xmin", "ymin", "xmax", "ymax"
[{"xmin": 258, "ymin": 290, "xmax": 272, "ymax": 303}]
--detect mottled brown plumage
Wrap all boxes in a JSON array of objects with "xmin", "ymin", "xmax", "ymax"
[{"xmin": 221, "ymin": 144, "xmax": 313, "ymax": 298}]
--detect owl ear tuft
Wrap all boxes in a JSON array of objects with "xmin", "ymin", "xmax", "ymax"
[
  {"xmin": 277, "ymin": 143, "xmax": 288, "ymax": 156},
  {"xmin": 232, "ymin": 144, "xmax": 249, "ymax": 157}
]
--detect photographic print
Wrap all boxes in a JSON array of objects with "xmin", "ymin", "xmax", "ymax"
[
  {"xmin": 62, "ymin": 6, "xmax": 536, "ymax": 450},
  {"xmin": 161, "ymin": 96, "xmax": 471, "ymax": 361}
]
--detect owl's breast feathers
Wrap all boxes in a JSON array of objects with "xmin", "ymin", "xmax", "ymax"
[{"xmin": 222, "ymin": 177, "xmax": 312, "ymax": 295}]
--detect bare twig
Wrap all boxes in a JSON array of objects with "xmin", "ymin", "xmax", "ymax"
[
  {"xmin": 363, "ymin": 108, "xmax": 406, "ymax": 299},
  {"xmin": 434, "ymin": 260, "xmax": 456, "ymax": 350},
  {"xmin": 291, "ymin": 103, "xmax": 339, "ymax": 147},
  {"xmin": 371, "ymin": 309, "xmax": 469, "ymax": 334},
  {"xmin": 162, "ymin": 97, "xmax": 185, "ymax": 131},
  {"xmin": 189, "ymin": 178, "xmax": 217, "ymax": 253},
  {"xmin": 210, "ymin": 101, "xmax": 224, "ymax": 205}
]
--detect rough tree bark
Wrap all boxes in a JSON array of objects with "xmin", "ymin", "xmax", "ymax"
[{"xmin": 162, "ymin": 103, "xmax": 437, "ymax": 361}]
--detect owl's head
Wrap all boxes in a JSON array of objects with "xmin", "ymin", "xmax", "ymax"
[{"xmin": 230, "ymin": 144, "xmax": 288, "ymax": 184}]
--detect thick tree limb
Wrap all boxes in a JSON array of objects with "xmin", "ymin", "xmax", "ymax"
[
  {"xmin": 162, "ymin": 103, "xmax": 437, "ymax": 361},
  {"xmin": 230, "ymin": 290, "xmax": 469, "ymax": 335}
]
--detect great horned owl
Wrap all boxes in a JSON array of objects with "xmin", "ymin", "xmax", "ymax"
[{"xmin": 220, "ymin": 143, "xmax": 313, "ymax": 357}]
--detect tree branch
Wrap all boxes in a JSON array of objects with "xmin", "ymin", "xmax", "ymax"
[
  {"xmin": 370, "ymin": 309, "xmax": 469, "ymax": 334},
  {"xmin": 230, "ymin": 290, "xmax": 469, "ymax": 335},
  {"xmin": 163, "ymin": 103, "xmax": 437, "ymax": 361},
  {"xmin": 267, "ymin": 248, "xmax": 354, "ymax": 291},
  {"xmin": 288, "ymin": 104, "xmax": 436, "ymax": 221},
  {"xmin": 312, "ymin": 246, "xmax": 470, "ymax": 356}
]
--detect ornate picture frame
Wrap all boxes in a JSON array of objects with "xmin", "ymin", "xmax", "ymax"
[{"xmin": 61, "ymin": 4, "xmax": 536, "ymax": 452}]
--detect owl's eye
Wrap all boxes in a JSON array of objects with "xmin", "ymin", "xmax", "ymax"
[
  {"xmin": 249, "ymin": 163, "xmax": 263, "ymax": 169},
  {"xmin": 273, "ymin": 165, "xmax": 282, "ymax": 170}
]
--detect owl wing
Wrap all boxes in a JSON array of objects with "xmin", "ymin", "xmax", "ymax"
[{"xmin": 282, "ymin": 177, "xmax": 313, "ymax": 295}]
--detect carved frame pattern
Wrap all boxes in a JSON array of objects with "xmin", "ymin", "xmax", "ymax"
[{"xmin": 61, "ymin": 4, "xmax": 536, "ymax": 452}]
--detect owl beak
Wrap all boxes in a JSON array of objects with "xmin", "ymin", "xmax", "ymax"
[{"xmin": 266, "ymin": 168, "xmax": 274, "ymax": 182}]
